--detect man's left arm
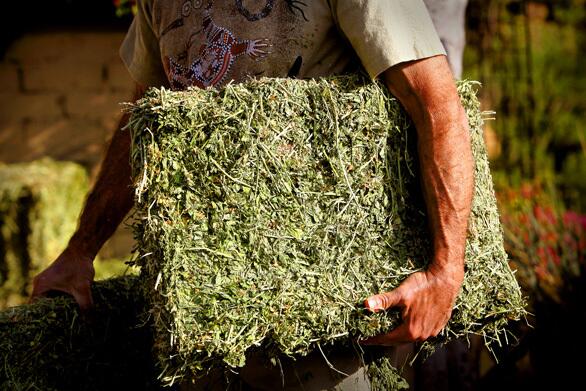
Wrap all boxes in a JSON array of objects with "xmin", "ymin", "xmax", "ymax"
[{"xmin": 362, "ymin": 54, "xmax": 474, "ymax": 344}]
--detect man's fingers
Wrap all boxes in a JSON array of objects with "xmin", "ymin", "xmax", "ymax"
[
  {"xmin": 72, "ymin": 285, "xmax": 94, "ymax": 311},
  {"xmin": 29, "ymin": 285, "xmax": 46, "ymax": 303},
  {"xmin": 364, "ymin": 289, "xmax": 402, "ymax": 312},
  {"xmin": 29, "ymin": 276, "xmax": 54, "ymax": 302},
  {"xmin": 30, "ymin": 278, "xmax": 93, "ymax": 311}
]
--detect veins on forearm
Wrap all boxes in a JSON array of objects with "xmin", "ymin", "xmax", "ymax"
[{"xmin": 416, "ymin": 108, "xmax": 474, "ymax": 266}]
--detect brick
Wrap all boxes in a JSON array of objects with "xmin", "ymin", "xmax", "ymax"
[
  {"xmin": 0, "ymin": 118, "xmax": 108, "ymax": 171},
  {"xmin": 65, "ymin": 92, "xmax": 132, "ymax": 121},
  {"xmin": 105, "ymin": 57, "xmax": 135, "ymax": 92},
  {"xmin": 0, "ymin": 121, "xmax": 25, "ymax": 162},
  {"xmin": 6, "ymin": 32, "xmax": 128, "ymax": 93},
  {"xmin": 0, "ymin": 93, "xmax": 63, "ymax": 124},
  {"xmin": 0, "ymin": 62, "xmax": 21, "ymax": 93},
  {"xmin": 7, "ymin": 32, "xmax": 125, "ymax": 65},
  {"xmin": 22, "ymin": 57, "xmax": 105, "ymax": 93},
  {"xmin": 29, "ymin": 119, "xmax": 108, "ymax": 166},
  {"xmin": 100, "ymin": 116, "xmax": 121, "ymax": 135}
]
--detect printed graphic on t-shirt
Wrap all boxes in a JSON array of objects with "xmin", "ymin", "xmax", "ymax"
[{"xmin": 160, "ymin": 0, "xmax": 308, "ymax": 89}]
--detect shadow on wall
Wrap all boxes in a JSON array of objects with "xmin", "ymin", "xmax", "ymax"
[
  {"xmin": 0, "ymin": 31, "xmax": 134, "ymax": 175},
  {"xmin": 0, "ymin": 0, "xmax": 135, "ymax": 175}
]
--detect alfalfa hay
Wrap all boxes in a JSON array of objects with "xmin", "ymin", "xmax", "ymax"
[
  {"xmin": 128, "ymin": 75, "xmax": 526, "ymax": 385},
  {"xmin": 0, "ymin": 276, "xmax": 162, "ymax": 391}
]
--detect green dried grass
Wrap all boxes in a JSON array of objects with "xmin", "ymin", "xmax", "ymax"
[
  {"xmin": 0, "ymin": 159, "xmax": 88, "ymax": 307},
  {"xmin": 0, "ymin": 276, "xmax": 163, "ymax": 391},
  {"xmin": 128, "ymin": 75, "xmax": 526, "ymax": 386}
]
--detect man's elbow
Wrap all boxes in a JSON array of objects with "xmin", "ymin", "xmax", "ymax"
[{"xmin": 382, "ymin": 56, "xmax": 468, "ymax": 136}]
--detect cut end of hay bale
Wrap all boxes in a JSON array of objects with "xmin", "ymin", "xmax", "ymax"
[
  {"xmin": 127, "ymin": 75, "xmax": 526, "ymax": 384},
  {"xmin": 0, "ymin": 276, "xmax": 163, "ymax": 391},
  {"xmin": 0, "ymin": 158, "xmax": 89, "ymax": 308}
]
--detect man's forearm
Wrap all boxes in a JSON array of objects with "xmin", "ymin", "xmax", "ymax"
[
  {"xmin": 414, "ymin": 99, "xmax": 473, "ymax": 276},
  {"xmin": 362, "ymin": 56, "xmax": 475, "ymax": 344},
  {"xmin": 383, "ymin": 56, "xmax": 473, "ymax": 277},
  {"xmin": 68, "ymin": 113, "xmax": 134, "ymax": 259},
  {"xmin": 31, "ymin": 87, "xmax": 144, "ymax": 307}
]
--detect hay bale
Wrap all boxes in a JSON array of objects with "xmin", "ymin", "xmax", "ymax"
[
  {"xmin": 0, "ymin": 159, "xmax": 88, "ymax": 307},
  {"xmin": 0, "ymin": 276, "xmax": 164, "ymax": 391},
  {"xmin": 128, "ymin": 76, "xmax": 526, "ymax": 385}
]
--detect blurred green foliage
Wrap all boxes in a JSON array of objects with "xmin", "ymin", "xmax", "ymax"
[
  {"xmin": 466, "ymin": 5, "xmax": 586, "ymax": 384},
  {"xmin": 113, "ymin": 0, "xmax": 137, "ymax": 17},
  {"xmin": 464, "ymin": 0, "xmax": 586, "ymax": 211}
]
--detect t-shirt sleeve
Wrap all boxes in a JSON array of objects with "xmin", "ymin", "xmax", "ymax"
[
  {"xmin": 119, "ymin": 0, "xmax": 169, "ymax": 87},
  {"xmin": 330, "ymin": 0, "xmax": 446, "ymax": 79}
]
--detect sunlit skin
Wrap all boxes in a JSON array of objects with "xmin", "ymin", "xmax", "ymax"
[
  {"xmin": 31, "ymin": 55, "xmax": 474, "ymax": 345},
  {"xmin": 363, "ymin": 55, "xmax": 473, "ymax": 345}
]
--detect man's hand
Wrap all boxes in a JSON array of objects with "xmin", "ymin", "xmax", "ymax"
[
  {"xmin": 361, "ymin": 266, "xmax": 464, "ymax": 345},
  {"xmin": 31, "ymin": 246, "xmax": 95, "ymax": 310},
  {"xmin": 29, "ymin": 84, "xmax": 145, "ymax": 310},
  {"xmin": 361, "ymin": 55, "xmax": 474, "ymax": 345}
]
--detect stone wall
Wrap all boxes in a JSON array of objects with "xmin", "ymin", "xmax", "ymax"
[
  {"xmin": 0, "ymin": 30, "xmax": 136, "ymax": 260},
  {"xmin": 0, "ymin": 30, "xmax": 134, "ymax": 172}
]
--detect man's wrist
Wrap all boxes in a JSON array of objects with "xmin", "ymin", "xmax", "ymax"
[
  {"xmin": 427, "ymin": 252, "xmax": 465, "ymax": 285},
  {"xmin": 67, "ymin": 232, "xmax": 99, "ymax": 261}
]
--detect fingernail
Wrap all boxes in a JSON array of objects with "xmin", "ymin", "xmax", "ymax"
[{"xmin": 367, "ymin": 298, "xmax": 379, "ymax": 310}]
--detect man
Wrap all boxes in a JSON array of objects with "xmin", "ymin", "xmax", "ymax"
[{"xmin": 31, "ymin": 0, "xmax": 474, "ymax": 389}]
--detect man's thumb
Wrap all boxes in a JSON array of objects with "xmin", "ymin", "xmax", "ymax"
[{"xmin": 364, "ymin": 290, "xmax": 402, "ymax": 312}]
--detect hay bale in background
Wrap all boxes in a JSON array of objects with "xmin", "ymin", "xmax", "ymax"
[
  {"xmin": 128, "ymin": 76, "xmax": 526, "ymax": 385},
  {"xmin": 0, "ymin": 159, "xmax": 88, "ymax": 307},
  {"xmin": 0, "ymin": 276, "xmax": 164, "ymax": 391}
]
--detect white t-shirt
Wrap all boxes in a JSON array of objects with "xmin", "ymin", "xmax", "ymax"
[{"xmin": 120, "ymin": 0, "xmax": 446, "ymax": 89}]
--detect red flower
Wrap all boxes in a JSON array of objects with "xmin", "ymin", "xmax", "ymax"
[
  {"xmin": 521, "ymin": 183, "xmax": 534, "ymax": 199},
  {"xmin": 533, "ymin": 205, "xmax": 557, "ymax": 226}
]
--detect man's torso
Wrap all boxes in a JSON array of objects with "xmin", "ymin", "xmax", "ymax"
[{"xmin": 150, "ymin": 0, "xmax": 358, "ymax": 89}]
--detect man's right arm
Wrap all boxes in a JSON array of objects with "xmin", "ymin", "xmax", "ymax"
[{"xmin": 30, "ymin": 84, "xmax": 146, "ymax": 309}]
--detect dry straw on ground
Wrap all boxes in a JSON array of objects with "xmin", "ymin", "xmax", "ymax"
[{"xmin": 128, "ymin": 75, "xmax": 526, "ymax": 386}]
